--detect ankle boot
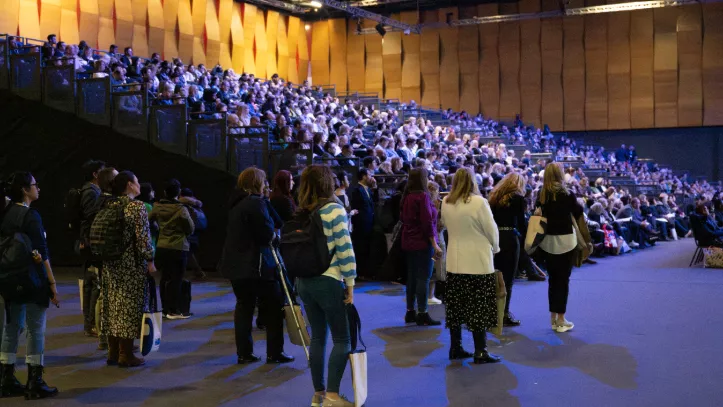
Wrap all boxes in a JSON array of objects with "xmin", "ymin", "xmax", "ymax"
[
  {"xmin": 415, "ymin": 312, "xmax": 442, "ymax": 326},
  {"xmin": 404, "ymin": 310, "xmax": 417, "ymax": 324},
  {"xmin": 0, "ymin": 363, "xmax": 25, "ymax": 397},
  {"xmin": 24, "ymin": 365, "xmax": 58, "ymax": 400},
  {"xmin": 107, "ymin": 336, "xmax": 120, "ymax": 366},
  {"xmin": 118, "ymin": 338, "xmax": 145, "ymax": 368},
  {"xmin": 448, "ymin": 327, "xmax": 473, "ymax": 360},
  {"xmin": 472, "ymin": 331, "xmax": 501, "ymax": 364}
]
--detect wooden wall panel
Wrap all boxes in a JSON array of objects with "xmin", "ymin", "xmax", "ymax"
[
  {"xmin": 297, "ymin": 18, "xmax": 309, "ymax": 82},
  {"xmin": 420, "ymin": 11, "xmax": 440, "ymax": 109},
  {"xmin": 78, "ymin": 0, "xmax": 98, "ymax": 45},
  {"xmin": 218, "ymin": 0, "xmax": 233, "ymax": 70},
  {"xmin": 287, "ymin": 16, "xmax": 300, "ymax": 83},
  {"xmin": 162, "ymin": 0, "xmax": 179, "ymax": 60},
  {"xmin": 329, "ymin": 19, "xmax": 347, "ymax": 92},
  {"xmin": 677, "ymin": 6, "xmax": 702, "ymax": 126},
  {"xmin": 146, "ymin": 0, "xmax": 163, "ymax": 55},
  {"xmin": 478, "ymin": 4, "xmax": 499, "ymax": 119},
  {"xmin": 265, "ymin": 11, "xmax": 279, "ymax": 77},
  {"xmin": 60, "ymin": 0, "xmax": 79, "ymax": 45},
  {"xmin": 458, "ymin": 22, "xmax": 479, "ymax": 114},
  {"xmin": 498, "ymin": 21, "xmax": 521, "ymax": 122},
  {"xmin": 19, "ymin": 0, "xmax": 41, "ymax": 39},
  {"xmin": 400, "ymin": 11, "xmax": 420, "ymax": 103},
  {"xmin": 0, "ymin": 0, "xmax": 20, "ymax": 36},
  {"xmin": 653, "ymin": 8, "xmax": 678, "ymax": 127},
  {"xmin": 177, "ymin": 0, "xmax": 194, "ymax": 64},
  {"xmin": 254, "ymin": 8, "xmax": 267, "ymax": 78},
  {"xmin": 630, "ymin": 10, "xmax": 654, "ymax": 128},
  {"xmin": 277, "ymin": 15, "xmax": 289, "ymax": 81},
  {"xmin": 346, "ymin": 19, "xmax": 365, "ymax": 93},
  {"xmin": 607, "ymin": 11, "xmax": 631, "ymax": 129},
  {"xmin": 131, "ymin": 0, "xmax": 149, "ymax": 58},
  {"xmin": 204, "ymin": 0, "xmax": 220, "ymax": 67},
  {"xmin": 438, "ymin": 8, "xmax": 459, "ymax": 111},
  {"xmin": 40, "ymin": 0, "xmax": 62, "ymax": 40},
  {"xmin": 230, "ymin": 3, "xmax": 244, "ymax": 73},
  {"xmin": 382, "ymin": 14, "xmax": 402, "ymax": 100},
  {"xmin": 584, "ymin": 13, "xmax": 608, "ymax": 130},
  {"xmin": 311, "ymin": 20, "xmax": 330, "ymax": 85},
  {"xmin": 97, "ymin": 0, "xmax": 114, "ymax": 50},
  {"xmin": 563, "ymin": 16, "xmax": 585, "ymax": 130},
  {"xmin": 364, "ymin": 20, "xmax": 383, "ymax": 96},
  {"xmin": 243, "ymin": 4, "xmax": 256, "ymax": 76},
  {"xmin": 190, "ymin": 0, "xmax": 205, "ymax": 65},
  {"xmin": 519, "ymin": 0, "xmax": 542, "ymax": 127},
  {"xmin": 541, "ymin": 18, "xmax": 564, "ymax": 130},
  {"xmin": 702, "ymin": 3, "xmax": 723, "ymax": 125}
]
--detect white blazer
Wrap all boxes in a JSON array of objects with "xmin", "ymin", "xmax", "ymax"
[{"xmin": 441, "ymin": 195, "xmax": 500, "ymax": 275}]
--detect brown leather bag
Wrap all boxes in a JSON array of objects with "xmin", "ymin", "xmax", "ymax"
[{"xmin": 571, "ymin": 214, "xmax": 593, "ymax": 267}]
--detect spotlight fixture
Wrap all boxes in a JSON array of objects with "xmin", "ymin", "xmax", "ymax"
[
  {"xmin": 310, "ymin": 0, "xmax": 322, "ymax": 7},
  {"xmin": 375, "ymin": 23, "xmax": 386, "ymax": 36},
  {"xmin": 305, "ymin": 24, "xmax": 311, "ymax": 31}
]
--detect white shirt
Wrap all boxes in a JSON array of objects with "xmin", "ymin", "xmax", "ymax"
[{"xmin": 441, "ymin": 195, "xmax": 500, "ymax": 275}]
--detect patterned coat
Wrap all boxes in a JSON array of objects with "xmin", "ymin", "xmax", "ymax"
[{"xmin": 100, "ymin": 197, "xmax": 154, "ymax": 339}]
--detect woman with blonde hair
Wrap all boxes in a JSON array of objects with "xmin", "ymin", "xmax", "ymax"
[
  {"xmin": 536, "ymin": 163, "xmax": 584, "ymax": 333},
  {"xmin": 441, "ymin": 168, "xmax": 501, "ymax": 364},
  {"xmin": 489, "ymin": 172, "xmax": 526, "ymax": 326}
]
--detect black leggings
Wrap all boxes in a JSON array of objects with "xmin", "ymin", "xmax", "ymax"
[
  {"xmin": 543, "ymin": 249, "xmax": 574, "ymax": 314},
  {"xmin": 157, "ymin": 248, "xmax": 188, "ymax": 314},
  {"xmin": 494, "ymin": 231, "xmax": 520, "ymax": 313}
]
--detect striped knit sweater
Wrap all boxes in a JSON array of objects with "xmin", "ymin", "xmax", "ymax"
[{"xmin": 319, "ymin": 202, "xmax": 357, "ymax": 287}]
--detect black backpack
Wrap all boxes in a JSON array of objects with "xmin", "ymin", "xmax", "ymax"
[
  {"xmin": 280, "ymin": 200, "xmax": 336, "ymax": 279},
  {"xmin": 0, "ymin": 206, "xmax": 43, "ymax": 301},
  {"xmin": 89, "ymin": 197, "xmax": 129, "ymax": 261},
  {"xmin": 64, "ymin": 184, "xmax": 93, "ymax": 232}
]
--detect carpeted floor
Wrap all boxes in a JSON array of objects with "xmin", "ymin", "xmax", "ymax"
[{"xmin": 3, "ymin": 238, "xmax": 722, "ymax": 407}]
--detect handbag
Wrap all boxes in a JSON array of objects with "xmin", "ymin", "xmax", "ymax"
[
  {"xmin": 489, "ymin": 271, "xmax": 506, "ymax": 338},
  {"xmin": 140, "ymin": 275, "xmax": 162, "ymax": 356},
  {"xmin": 347, "ymin": 304, "xmax": 367, "ymax": 407},
  {"xmin": 571, "ymin": 214, "xmax": 593, "ymax": 267},
  {"xmin": 524, "ymin": 213, "xmax": 547, "ymax": 254}
]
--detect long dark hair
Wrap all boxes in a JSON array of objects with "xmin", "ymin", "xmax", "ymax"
[
  {"xmin": 3, "ymin": 171, "xmax": 33, "ymax": 203},
  {"xmin": 270, "ymin": 170, "xmax": 294, "ymax": 202},
  {"xmin": 401, "ymin": 168, "xmax": 429, "ymax": 204}
]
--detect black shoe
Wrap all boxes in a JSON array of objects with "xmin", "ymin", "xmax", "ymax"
[
  {"xmin": 267, "ymin": 353, "xmax": 295, "ymax": 364},
  {"xmin": 416, "ymin": 312, "xmax": 442, "ymax": 326},
  {"xmin": 0, "ymin": 363, "xmax": 25, "ymax": 398},
  {"xmin": 404, "ymin": 310, "xmax": 417, "ymax": 324},
  {"xmin": 527, "ymin": 273, "xmax": 546, "ymax": 282},
  {"xmin": 24, "ymin": 365, "xmax": 58, "ymax": 400},
  {"xmin": 582, "ymin": 258, "xmax": 597, "ymax": 265},
  {"xmin": 473, "ymin": 351, "xmax": 501, "ymax": 364},
  {"xmin": 503, "ymin": 313, "xmax": 521, "ymax": 327},
  {"xmin": 237, "ymin": 354, "xmax": 262, "ymax": 364},
  {"xmin": 449, "ymin": 347, "xmax": 473, "ymax": 360}
]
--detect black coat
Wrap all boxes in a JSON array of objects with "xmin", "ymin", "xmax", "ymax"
[
  {"xmin": 351, "ymin": 185, "xmax": 375, "ymax": 236},
  {"xmin": 218, "ymin": 191, "xmax": 276, "ymax": 281}
]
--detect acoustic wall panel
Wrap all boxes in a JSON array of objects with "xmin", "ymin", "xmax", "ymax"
[
  {"xmin": 653, "ymin": 8, "xmax": 678, "ymax": 128},
  {"xmin": 287, "ymin": 16, "xmax": 300, "ymax": 83},
  {"xmin": 266, "ymin": 11, "xmax": 279, "ymax": 77},
  {"xmin": 382, "ymin": 15, "xmax": 402, "ymax": 100},
  {"xmin": 218, "ymin": 0, "xmax": 234, "ymax": 70},
  {"xmin": 146, "ymin": 0, "xmax": 164, "ymax": 55},
  {"xmin": 541, "ymin": 18, "xmax": 564, "ymax": 131},
  {"xmin": 40, "ymin": 0, "xmax": 62, "ymax": 41},
  {"xmin": 297, "ymin": 17, "xmax": 309, "ymax": 82},
  {"xmin": 584, "ymin": 13, "xmax": 608, "ymax": 130},
  {"xmin": 19, "ymin": 0, "xmax": 41, "ymax": 39},
  {"xmin": 204, "ymin": 0, "xmax": 220, "ymax": 67},
  {"xmin": 630, "ymin": 10, "xmax": 654, "ymax": 128},
  {"xmin": 677, "ymin": 6, "xmax": 702, "ymax": 126},
  {"xmin": 498, "ymin": 20, "xmax": 521, "ymax": 122},
  {"xmin": 438, "ymin": 8, "xmax": 459, "ymax": 111},
  {"xmin": 114, "ymin": 0, "xmax": 133, "ymax": 54},
  {"xmin": 177, "ymin": 0, "xmax": 194, "ymax": 64},
  {"xmin": 702, "ymin": 3, "xmax": 723, "ymax": 125},
  {"xmin": 311, "ymin": 20, "xmax": 330, "ymax": 85},
  {"xmin": 97, "ymin": 0, "xmax": 114, "ymax": 50},
  {"xmin": 364, "ymin": 20, "xmax": 383, "ymax": 95},
  {"xmin": 346, "ymin": 19, "xmax": 365, "ymax": 93},
  {"xmin": 607, "ymin": 11, "xmax": 631, "ymax": 129},
  {"xmin": 162, "ymin": 0, "xmax": 179, "ymax": 60},
  {"xmin": 131, "ymin": 0, "xmax": 149, "ymax": 58},
  {"xmin": 563, "ymin": 16, "xmax": 585, "ymax": 130},
  {"xmin": 243, "ymin": 4, "xmax": 257, "ymax": 76},
  {"xmin": 329, "ymin": 19, "xmax": 347, "ymax": 92},
  {"xmin": 400, "ymin": 11, "xmax": 421, "ymax": 104},
  {"xmin": 0, "ymin": 0, "xmax": 20, "ymax": 36},
  {"xmin": 277, "ymin": 15, "xmax": 289, "ymax": 81},
  {"xmin": 519, "ymin": 0, "xmax": 541, "ymax": 127},
  {"xmin": 478, "ymin": 4, "xmax": 499, "ymax": 119},
  {"xmin": 254, "ymin": 8, "xmax": 268, "ymax": 78},
  {"xmin": 190, "ymin": 0, "xmax": 205, "ymax": 64},
  {"xmin": 458, "ymin": 22, "xmax": 479, "ymax": 114},
  {"xmin": 420, "ymin": 11, "xmax": 440, "ymax": 109}
]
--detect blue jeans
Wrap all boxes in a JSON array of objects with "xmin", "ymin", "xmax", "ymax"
[
  {"xmin": 405, "ymin": 245, "xmax": 435, "ymax": 313},
  {"xmin": 0, "ymin": 302, "xmax": 47, "ymax": 366},
  {"xmin": 297, "ymin": 276, "xmax": 351, "ymax": 393}
]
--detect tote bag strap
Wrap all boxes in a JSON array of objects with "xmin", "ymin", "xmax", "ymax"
[
  {"xmin": 146, "ymin": 275, "xmax": 159, "ymax": 313},
  {"xmin": 347, "ymin": 303, "xmax": 366, "ymax": 352}
]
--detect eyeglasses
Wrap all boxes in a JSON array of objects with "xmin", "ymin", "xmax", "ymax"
[{"xmin": 30, "ymin": 183, "xmax": 39, "ymax": 188}]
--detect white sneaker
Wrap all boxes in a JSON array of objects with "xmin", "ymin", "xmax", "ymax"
[
  {"xmin": 550, "ymin": 314, "xmax": 558, "ymax": 330},
  {"xmin": 629, "ymin": 241, "xmax": 640, "ymax": 248},
  {"xmin": 166, "ymin": 313, "xmax": 190, "ymax": 320},
  {"xmin": 311, "ymin": 394, "xmax": 324, "ymax": 407},
  {"xmin": 427, "ymin": 297, "xmax": 442, "ymax": 305},
  {"xmin": 555, "ymin": 318, "xmax": 575, "ymax": 333},
  {"xmin": 323, "ymin": 395, "xmax": 354, "ymax": 407}
]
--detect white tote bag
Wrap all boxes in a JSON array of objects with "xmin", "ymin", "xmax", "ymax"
[
  {"xmin": 347, "ymin": 304, "xmax": 367, "ymax": 407},
  {"xmin": 140, "ymin": 276, "xmax": 162, "ymax": 356},
  {"xmin": 524, "ymin": 213, "xmax": 547, "ymax": 254}
]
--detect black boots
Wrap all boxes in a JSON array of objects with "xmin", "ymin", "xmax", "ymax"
[
  {"xmin": 448, "ymin": 327, "xmax": 473, "ymax": 360},
  {"xmin": 107, "ymin": 336, "xmax": 120, "ymax": 366},
  {"xmin": 503, "ymin": 312, "xmax": 521, "ymax": 327},
  {"xmin": 0, "ymin": 363, "xmax": 25, "ymax": 398},
  {"xmin": 472, "ymin": 331, "xmax": 501, "ymax": 364},
  {"xmin": 416, "ymin": 312, "xmax": 442, "ymax": 326},
  {"xmin": 404, "ymin": 310, "xmax": 416, "ymax": 324},
  {"xmin": 266, "ymin": 352, "xmax": 295, "ymax": 364},
  {"xmin": 25, "ymin": 364, "xmax": 58, "ymax": 400}
]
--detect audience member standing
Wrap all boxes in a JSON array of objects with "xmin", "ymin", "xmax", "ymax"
[
  {"xmin": 536, "ymin": 163, "xmax": 583, "ymax": 333},
  {"xmin": 180, "ymin": 188, "xmax": 207, "ymax": 281},
  {"xmin": 269, "ymin": 170, "xmax": 296, "ymax": 223},
  {"xmin": 350, "ymin": 168, "xmax": 376, "ymax": 279}
]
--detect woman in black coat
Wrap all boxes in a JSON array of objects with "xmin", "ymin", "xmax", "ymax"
[{"xmin": 218, "ymin": 168, "xmax": 294, "ymax": 365}]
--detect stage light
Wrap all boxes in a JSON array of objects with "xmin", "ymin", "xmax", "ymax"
[
  {"xmin": 310, "ymin": 0, "xmax": 323, "ymax": 7},
  {"xmin": 305, "ymin": 24, "xmax": 311, "ymax": 31}
]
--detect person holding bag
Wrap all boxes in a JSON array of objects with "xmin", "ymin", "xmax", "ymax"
[
  {"xmin": 441, "ymin": 168, "xmax": 502, "ymax": 364},
  {"xmin": 536, "ymin": 163, "xmax": 584, "ymax": 333},
  {"xmin": 294, "ymin": 165, "xmax": 358, "ymax": 407},
  {"xmin": 427, "ymin": 181, "xmax": 445, "ymax": 305}
]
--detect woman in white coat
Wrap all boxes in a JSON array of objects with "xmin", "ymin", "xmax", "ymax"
[{"xmin": 441, "ymin": 168, "xmax": 502, "ymax": 364}]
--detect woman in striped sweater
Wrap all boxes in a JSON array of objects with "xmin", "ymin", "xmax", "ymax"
[{"xmin": 295, "ymin": 165, "xmax": 357, "ymax": 407}]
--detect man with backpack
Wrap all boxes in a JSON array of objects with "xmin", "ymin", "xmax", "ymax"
[{"xmin": 180, "ymin": 188, "xmax": 207, "ymax": 281}]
